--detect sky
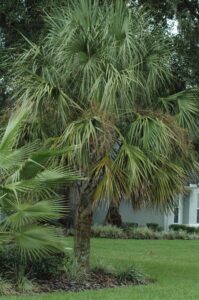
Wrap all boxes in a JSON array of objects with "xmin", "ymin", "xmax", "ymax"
[{"xmin": 167, "ymin": 19, "xmax": 179, "ymax": 35}]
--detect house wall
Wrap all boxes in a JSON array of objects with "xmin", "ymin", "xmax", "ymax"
[
  {"xmin": 119, "ymin": 202, "xmax": 165, "ymax": 227},
  {"xmin": 93, "ymin": 201, "xmax": 168, "ymax": 229},
  {"xmin": 93, "ymin": 188, "xmax": 199, "ymax": 229},
  {"xmin": 93, "ymin": 203, "xmax": 108, "ymax": 225},
  {"xmin": 164, "ymin": 212, "xmax": 174, "ymax": 231}
]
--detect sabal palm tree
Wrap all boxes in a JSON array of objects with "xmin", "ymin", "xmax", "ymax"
[
  {"xmin": 0, "ymin": 108, "xmax": 81, "ymax": 259},
  {"xmin": 10, "ymin": 0, "xmax": 199, "ymax": 269}
]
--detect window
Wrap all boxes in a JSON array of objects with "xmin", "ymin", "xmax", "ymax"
[
  {"xmin": 174, "ymin": 198, "xmax": 179, "ymax": 224},
  {"xmin": 174, "ymin": 207, "xmax": 179, "ymax": 223},
  {"xmin": 197, "ymin": 196, "xmax": 199, "ymax": 224}
]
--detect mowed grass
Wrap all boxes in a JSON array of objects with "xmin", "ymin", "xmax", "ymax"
[{"xmin": 2, "ymin": 238, "xmax": 199, "ymax": 300}]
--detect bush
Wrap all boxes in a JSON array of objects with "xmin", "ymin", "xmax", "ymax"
[
  {"xmin": 169, "ymin": 224, "xmax": 199, "ymax": 234},
  {"xmin": 186, "ymin": 226, "xmax": 198, "ymax": 234},
  {"xmin": 0, "ymin": 246, "xmax": 69, "ymax": 281},
  {"xmin": 122, "ymin": 223, "xmax": 138, "ymax": 231},
  {"xmin": 117, "ymin": 265, "xmax": 147, "ymax": 285},
  {"xmin": 64, "ymin": 257, "xmax": 88, "ymax": 283},
  {"xmin": 169, "ymin": 224, "xmax": 188, "ymax": 232},
  {"xmin": 146, "ymin": 223, "xmax": 162, "ymax": 232},
  {"xmin": 127, "ymin": 227, "xmax": 161, "ymax": 239},
  {"xmin": 90, "ymin": 225, "xmax": 199, "ymax": 240},
  {"xmin": 92, "ymin": 260, "xmax": 116, "ymax": 275},
  {"xmin": 92, "ymin": 262, "xmax": 147, "ymax": 285},
  {"xmin": 28, "ymin": 253, "xmax": 69, "ymax": 280},
  {"xmin": 163, "ymin": 230, "xmax": 199, "ymax": 240},
  {"xmin": 16, "ymin": 277, "xmax": 35, "ymax": 294},
  {"xmin": 0, "ymin": 279, "xmax": 14, "ymax": 296},
  {"xmin": 91, "ymin": 225, "xmax": 125, "ymax": 238},
  {"xmin": 164, "ymin": 230, "xmax": 188, "ymax": 240}
]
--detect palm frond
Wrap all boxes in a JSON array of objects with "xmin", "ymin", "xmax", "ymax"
[
  {"xmin": 149, "ymin": 161, "xmax": 185, "ymax": 212},
  {"xmin": 92, "ymin": 154, "xmax": 128, "ymax": 204},
  {"xmin": 0, "ymin": 143, "xmax": 38, "ymax": 176},
  {"xmin": 15, "ymin": 147, "xmax": 77, "ymax": 180},
  {"xmin": 3, "ymin": 167, "xmax": 81, "ymax": 196},
  {"xmin": 14, "ymin": 225, "xmax": 67, "ymax": 259},
  {"xmin": 0, "ymin": 107, "xmax": 30, "ymax": 151},
  {"xmin": 158, "ymin": 89, "xmax": 199, "ymax": 132},
  {"xmin": 126, "ymin": 114, "xmax": 185, "ymax": 156},
  {"xmin": 115, "ymin": 142, "xmax": 155, "ymax": 190},
  {"xmin": 62, "ymin": 115, "xmax": 104, "ymax": 166},
  {"xmin": 0, "ymin": 199, "xmax": 67, "ymax": 230}
]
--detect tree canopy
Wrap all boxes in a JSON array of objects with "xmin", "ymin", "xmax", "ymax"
[{"xmin": 131, "ymin": 0, "xmax": 199, "ymax": 87}]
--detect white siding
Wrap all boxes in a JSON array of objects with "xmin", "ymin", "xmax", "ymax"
[{"xmin": 119, "ymin": 202, "xmax": 165, "ymax": 228}]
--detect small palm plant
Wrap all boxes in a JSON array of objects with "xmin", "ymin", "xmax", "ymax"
[{"xmin": 0, "ymin": 108, "xmax": 81, "ymax": 259}]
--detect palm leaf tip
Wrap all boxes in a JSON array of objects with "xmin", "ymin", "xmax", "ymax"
[{"xmin": 0, "ymin": 106, "xmax": 31, "ymax": 151}]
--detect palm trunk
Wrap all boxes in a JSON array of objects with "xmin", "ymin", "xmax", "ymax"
[{"xmin": 74, "ymin": 180, "xmax": 95, "ymax": 270}]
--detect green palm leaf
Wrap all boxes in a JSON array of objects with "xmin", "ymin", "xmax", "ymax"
[
  {"xmin": 14, "ymin": 225, "xmax": 67, "ymax": 259},
  {"xmin": 0, "ymin": 110, "xmax": 81, "ymax": 260},
  {"xmin": 0, "ymin": 106, "xmax": 30, "ymax": 151},
  {"xmin": 3, "ymin": 167, "xmax": 81, "ymax": 197},
  {"xmin": 0, "ymin": 199, "xmax": 67, "ymax": 230},
  {"xmin": 158, "ymin": 89, "xmax": 199, "ymax": 132}
]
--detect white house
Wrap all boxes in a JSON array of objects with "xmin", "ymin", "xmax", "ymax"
[{"xmin": 93, "ymin": 184, "xmax": 199, "ymax": 231}]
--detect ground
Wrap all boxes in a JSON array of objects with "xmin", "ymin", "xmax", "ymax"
[{"xmin": 2, "ymin": 238, "xmax": 199, "ymax": 300}]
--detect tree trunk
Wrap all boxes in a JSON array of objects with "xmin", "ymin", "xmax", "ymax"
[
  {"xmin": 60, "ymin": 186, "xmax": 79, "ymax": 230},
  {"xmin": 74, "ymin": 180, "xmax": 95, "ymax": 271},
  {"xmin": 106, "ymin": 201, "xmax": 122, "ymax": 227}
]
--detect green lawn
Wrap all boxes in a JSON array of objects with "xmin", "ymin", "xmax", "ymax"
[{"xmin": 2, "ymin": 238, "xmax": 199, "ymax": 300}]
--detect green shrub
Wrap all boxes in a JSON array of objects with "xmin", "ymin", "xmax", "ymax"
[
  {"xmin": 92, "ymin": 260, "xmax": 116, "ymax": 275},
  {"xmin": 186, "ymin": 226, "xmax": 198, "ymax": 234},
  {"xmin": 117, "ymin": 265, "xmax": 146, "ymax": 284},
  {"xmin": 91, "ymin": 225, "xmax": 199, "ymax": 240},
  {"xmin": 127, "ymin": 227, "xmax": 161, "ymax": 239},
  {"xmin": 164, "ymin": 230, "xmax": 188, "ymax": 240},
  {"xmin": 169, "ymin": 224, "xmax": 199, "ymax": 234},
  {"xmin": 0, "ymin": 279, "xmax": 14, "ymax": 296},
  {"xmin": 64, "ymin": 257, "xmax": 88, "ymax": 283},
  {"xmin": 146, "ymin": 223, "xmax": 162, "ymax": 232},
  {"xmin": 169, "ymin": 224, "xmax": 189, "ymax": 232},
  {"xmin": 91, "ymin": 225, "xmax": 125, "ymax": 238},
  {"xmin": 28, "ymin": 253, "xmax": 69, "ymax": 280},
  {"xmin": 16, "ymin": 277, "xmax": 35, "ymax": 294},
  {"xmin": 92, "ymin": 261, "xmax": 147, "ymax": 285},
  {"xmin": 0, "ymin": 246, "xmax": 69, "ymax": 281},
  {"xmin": 122, "ymin": 223, "xmax": 138, "ymax": 230}
]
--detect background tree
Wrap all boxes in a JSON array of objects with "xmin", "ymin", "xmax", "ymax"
[
  {"xmin": 0, "ymin": 0, "xmax": 66, "ymax": 109},
  {"xmin": 10, "ymin": 0, "xmax": 199, "ymax": 270},
  {"xmin": 130, "ymin": 0, "xmax": 199, "ymax": 88},
  {"xmin": 129, "ymin": 0, "xmax": 199, "ymax": 151}
]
